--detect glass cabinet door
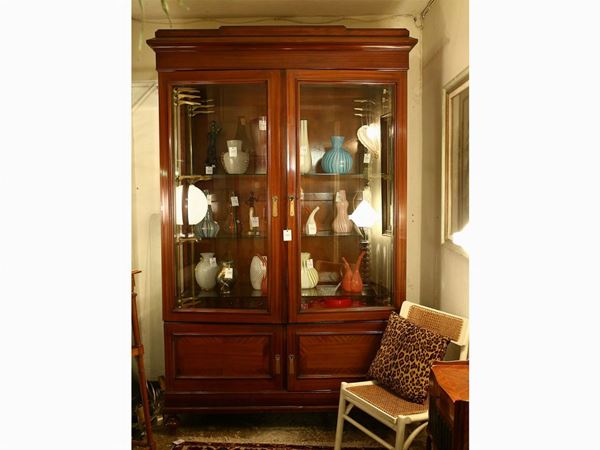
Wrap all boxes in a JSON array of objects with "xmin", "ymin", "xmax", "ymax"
[
  {"xmin": 291, "ymin": 76, "xmax": 401, "ymax": 318},
  {"xmin": 166, "ymin": 75, "xmax": 281, "ymax": 321}
]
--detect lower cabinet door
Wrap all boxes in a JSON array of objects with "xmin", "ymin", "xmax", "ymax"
[
  {"xmin": 287, "ymin": 321, "xmax": 386, "ymax": 392},
  {"xmin": 165, "ymin": 323, "xmax": 284, "ymax": 392}
]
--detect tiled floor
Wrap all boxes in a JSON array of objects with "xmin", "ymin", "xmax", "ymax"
[{"xmin": 144, "ymin": 411, "xmax": 427, "ymax": 450}]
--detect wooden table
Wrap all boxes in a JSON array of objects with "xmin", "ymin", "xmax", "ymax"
[{"xmin": 426, "ymin": 360, "xmax": 469, "ymax": 450}]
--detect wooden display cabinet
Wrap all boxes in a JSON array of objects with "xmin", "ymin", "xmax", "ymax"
[{"xmin": 148, "ymin": 26, "xmax": 417, "ymax": 423}]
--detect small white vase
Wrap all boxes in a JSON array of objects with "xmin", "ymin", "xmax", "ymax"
[
  {"xmin": 250, "ymin": 255, "xmax": 267, "ymax": 291},
  {"xmin": 305, "ymin": 206, "xmax": 319, "ymax": 235},
  {"xmin": 222, "ymin": 139, "xmax": 250, "ymax": 174},
  {"xmin": 195, "ymin": 252, "xmax": 218, "ymax": 290},
  {"xmin": 300, "ymin": 252, "xmax": 319, "ymax": 289},
  {"xmin": 299, "ymin": 119, "xmax": 312, "ymax": 174}
]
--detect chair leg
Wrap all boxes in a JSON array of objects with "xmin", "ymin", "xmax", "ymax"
[
  {"xmin": 334, "ymin": 383, "xmax": 347, "ymax": 450},
  {"xmin": 395, "ymin": 420, "xmax": 406, "ymax": 450},
  {"xmin": 403, "ymin": 421, "xmax": 428, "ymax": 450}
]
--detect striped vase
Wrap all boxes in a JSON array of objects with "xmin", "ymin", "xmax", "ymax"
[
  {"xmin": 300, "ymin": 252, "xmax": 319, "ymax": 289},
  {"xmin": 321, "ymin": 136, "xmax": 353, "ymax": 174}
]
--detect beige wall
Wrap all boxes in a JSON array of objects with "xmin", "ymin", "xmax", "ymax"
[
  {"xmin": 132, "ymin": 84, "xmax": 163, "ymax": 378},
  {"xmin": 131, "ymin": 16, "xmax": 424, "ymax": 377},
  {"xmin": 421, "ymin": 0, "xmax": 469, "ymax": 317}
]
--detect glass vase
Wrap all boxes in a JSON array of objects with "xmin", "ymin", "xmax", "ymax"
[
  {"xmin": 321, "ymin": 135, "xmax": 353, "ymax": 174},
  {"xmin": 194, "ymin": 190, "xmax": 220, "ymax": 238},
  {"xmin": 216, "ymin": 260, "xmax": 237, "ymax": 294}
]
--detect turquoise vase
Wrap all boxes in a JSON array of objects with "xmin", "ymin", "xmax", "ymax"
[{"xmin": 321, "ymin": 136, "xmax": 353, "ymax": 174}]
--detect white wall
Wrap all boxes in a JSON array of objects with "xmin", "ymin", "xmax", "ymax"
[
  {"xmin": 131, "ymin": 16, "xmax": 423, "ymax": 378},
  {"xmin": 421, "ymin": 0, "xmax": 469, "ymax": 317},
  {"xmin": 132, "ymin": 84, "xmax": 163, "ymax": 378}
]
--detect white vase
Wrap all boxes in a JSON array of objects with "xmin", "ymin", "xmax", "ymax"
[
  {"xmin": 300, "ymin": 252, "xmax": 319, "ymax": 289},
  {"xmin": 299, "ymin": 119, "xmax": 312, "ymax": 174},
  {"xmin": 250, "ymin": 255, "xmax": 267, "ymax": 291},
  {"xmin": 305, "ymin": 206, "xmax": 319, "ymax": 235},
  {"xmin": 222, "ymin": 139, "xmax": 250, "ymax": 174},
  {"xmin": 195, "ymin": 252, "xmax": 218, "ymax": 290}
]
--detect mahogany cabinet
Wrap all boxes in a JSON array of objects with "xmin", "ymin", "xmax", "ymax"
[{"xmin": 148, "ymin": 26, "xmax": 417, "ymax": 417}]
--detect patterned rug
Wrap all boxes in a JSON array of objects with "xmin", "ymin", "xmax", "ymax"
[{"xmin": 172, "ymin": 443, "xmax": 375, "ymax": 450}]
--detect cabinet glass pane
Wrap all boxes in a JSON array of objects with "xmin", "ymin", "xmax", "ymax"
[
  {"xmin": 171, "ymin": 83, "xmax": 269, "ymax": 311},
  {"xmin": 298, "ymin": 83, "xmax": 395, "ymax": 311}
]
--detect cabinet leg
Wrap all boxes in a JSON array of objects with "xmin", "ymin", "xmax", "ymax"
[{"xmin": 164, "ymin": 414, "xmax": 180, "ymax": 435}]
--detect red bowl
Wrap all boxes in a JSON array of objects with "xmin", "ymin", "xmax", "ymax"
[{"xmin": 324, "ymin": 298, "xmax": 353, "ymax": 308}]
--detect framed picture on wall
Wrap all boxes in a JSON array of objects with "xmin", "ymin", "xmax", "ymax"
[{"xmin": 442, "ymin": 69, "xmax": 469, "ymax": 247}]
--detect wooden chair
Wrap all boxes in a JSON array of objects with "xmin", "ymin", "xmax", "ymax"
[
  {"xmin": 333, "ymin": 301, "xmax": 469, "ymax": 450},
  {"xmin": 132, "ymin": 270, "xmax": 156, "ymax": 450}
]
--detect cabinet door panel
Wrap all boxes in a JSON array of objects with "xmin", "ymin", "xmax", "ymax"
[
  {"xmin": 285, "ymin": 70, "xmax": 407, "ymax": 323},
  {"xmin": 159, "ymin": 70, "xmax": 284, "ymax": 324},
  {"xmin": 165, "ymin": 323, "xmax": 284, "ymax": 392},
  {"xmin": 287, "ymin": 322, "xmax": 386, "ymax": 391}
]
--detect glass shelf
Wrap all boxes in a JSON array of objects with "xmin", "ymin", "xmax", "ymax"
[
  {"xmin": 301, "ymin": 231, "xmax": 360, "ymax": 238},
  {"xmin": 300, "ymin": 283, "xmax": 389, "ymax": 298},
  {"xmin": 299, "ymin": 283, "xmax": 392, "ymax": 310},
  {"xmin": 176, "ymin": 235, "xmax": 266, "ymax": 244},
  {"xmin": 300, "ymin": 173, "xmax": 391, "ymax": 182},
  {"xmin": 178, "ymin": 296, "xmax": 267, "ymax": 310},
  {"xmin": 301, "ymin": 173, "xmax": 367, "ymax": 179},
  {"xmin": 177, "ymin": 285, "xmax": 267, "ymax": 310},
  {"xmin": 177, "ymin": 173, "xmax": 267, "ymax": 183}
]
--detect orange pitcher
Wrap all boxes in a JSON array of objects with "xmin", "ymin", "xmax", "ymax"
[{"xmin": 341, "ymin": 251, "xmax": 365, "ymax": 293}]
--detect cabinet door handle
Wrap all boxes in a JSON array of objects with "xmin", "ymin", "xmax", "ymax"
[
  {"xmin": 274, "ymin": 354, "xmax": 281, "ymax": 375},
  {"xmin": 272, "ymin": 196, "xmax": 278, "ymax": 217},
  {"xmin": 288, "ymin": 354, "xmax": 295, "ymax": 375},
  {"xmin": 289, "ymin": 195, "xmax": 295, "ymax": 217}
]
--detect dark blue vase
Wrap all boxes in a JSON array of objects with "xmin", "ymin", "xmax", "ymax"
[{"xmin": 321, "ymin": 136, "xmax": 353, "ymax": 174}]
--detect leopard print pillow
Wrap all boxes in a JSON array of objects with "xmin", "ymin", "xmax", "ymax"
[
  {"xmin": 368, "ymin": 313, "xmax": 450, "ymax": 404},
  {"xmin": 368, "ymin": 313, "xmax": 411, "ymax": 382}
]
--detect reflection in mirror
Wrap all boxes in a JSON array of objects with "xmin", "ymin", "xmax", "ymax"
[{"xmin": 443, "ymin": 71, "xmax": 469, "ymax": 247}]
